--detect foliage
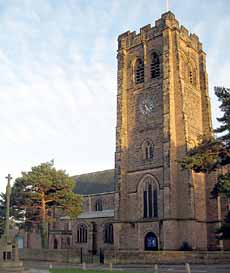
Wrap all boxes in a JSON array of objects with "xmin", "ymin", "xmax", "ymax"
[
  {"xmin": 180, "ymin": 138, "xmax": 230, "ymax": 173},
  {"xmin": 0, "ymin": 180, "xmax": 26, "ymax": 236},
  {"xmin": 179, "ymin": 87, "xmax": 230, "ymax": 241},
  {"xmin": 0, "ymin": 202, "xmax": 5, "ymax": 236},
  {"xmin": 216, "ymin": 212, "xmax": 230, "ymax": 240},
  {"xmin": 14, "ymin": 161, "xmax": 82, "ymax": 248},
  {"xmin": 211, "ymin": 173, "xmax": 230, "ymax": 199}
]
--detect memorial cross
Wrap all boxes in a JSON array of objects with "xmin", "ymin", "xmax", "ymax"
[{"xmin": 5, "ymin": 174, "xmax": 12, "ymax": 238}]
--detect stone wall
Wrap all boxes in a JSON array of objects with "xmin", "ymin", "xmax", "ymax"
[
  {"xmin": 105, "ymin": 250, "xmax": 230, "ymax": 264},
  {"xmin": 19, "ymin": 248, "xmax": 230, "ymax": 264},
  {"xmin": 19, "ymin": 248, "xmax": 80, "ymax": 263},
  {"xmin": 83, "ymin": 192, "xmax": 115, "ymax": 211}
]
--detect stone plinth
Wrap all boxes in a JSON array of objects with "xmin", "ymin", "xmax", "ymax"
[
  {"xmin": 0, "ymin": 236, "xmax": 30, "ymax": 273},
  {"xmin": 0, "ymin": 261, "xmax": 30, "ymax": 273}
]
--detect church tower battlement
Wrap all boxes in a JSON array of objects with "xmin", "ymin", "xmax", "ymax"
[{"xmin": 114, "ymin": 11, "xmax": 213, "ymax": 251}]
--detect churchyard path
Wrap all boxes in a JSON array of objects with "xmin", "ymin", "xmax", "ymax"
[
  {"xmin": 24, "ymin": 261, "xmax": 230, "ymax": 273},
  {"xmin": 30, "ymin": 270, "xmax": 49, "ymax": 273}
]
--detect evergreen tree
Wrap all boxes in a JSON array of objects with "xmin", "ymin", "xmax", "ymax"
[
  {"xmin": 0, "ymin": 180, "xmax": 26, "ymax": 236},
  {"xmin": 10, "ymin": 161, "xmax": 82, "ymax": 248}
]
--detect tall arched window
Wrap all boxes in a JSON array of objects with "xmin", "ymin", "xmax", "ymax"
[
  {"xmin": 135, "ymin": 58, "xmax": 144, "ymax": 84},
  {"xmin": 53, "ymin": 238, "xmax": 58, "ymax": 249},
  {"xmin": 143, "ymin": 177, "xmax": 158, "ymax": 218},
  {"xmin": 66, "ymin": 237, "xmax": 71, "ymax": 248},
  {"xmin": 151, "ymin": 52, "xmax": 160, "ymax": 79},
  {"xmin": 77, "ymin": 224, "xmax": 87, "ymax": 243},
  {"xmin": 142, "ymin": 140, "xmax": 154, "ymax": 160},
  {"xmin": 95, "ymin": 199, "xmax": 103, "ymax": 211},
  {"xmin": 104, "ymin": 223, "xmax": 113, "ymax": 244}
]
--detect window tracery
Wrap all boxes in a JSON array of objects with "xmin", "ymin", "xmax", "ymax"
[
  {"xmin": 104, "ymin": 223, "xmax": 113, "ymax": 244},
  {"xmin": 77, "ymin": 224, "xmax": 87, "ymax": 243},
  {"xmin": 143, "ymin": 177, "xmax": 158, "ymax": 218},
  {"xmin": 142, "ymin": 140, "xmax": 154, "ymax": 160}
]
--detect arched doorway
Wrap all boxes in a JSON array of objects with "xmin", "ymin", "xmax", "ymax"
[
  {"xmin": 53, "ymin": 238, "xmax": 58, "ymax": 249},
  {"xmin": 144, "ymin": 232, "xmax": 158, "ymax": 251}
]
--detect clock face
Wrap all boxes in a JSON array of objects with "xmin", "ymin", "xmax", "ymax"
[{"xmin": 139, "ymin": 97, "xmax": 154, "ymax": 116}]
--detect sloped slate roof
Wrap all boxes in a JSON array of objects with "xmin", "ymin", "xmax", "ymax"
[{"xmin": 73, "ymin": 169, "xmax": 115, "ymax": 195}]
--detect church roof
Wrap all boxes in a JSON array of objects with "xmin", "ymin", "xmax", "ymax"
[{"xmin": 73, "ymin": 169, "xmax": 115, "ymax": 195}]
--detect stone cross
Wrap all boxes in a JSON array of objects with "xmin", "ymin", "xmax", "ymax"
[{"xmin": 5, "ymin": 174, "xmax": 12, "ymax": 239}]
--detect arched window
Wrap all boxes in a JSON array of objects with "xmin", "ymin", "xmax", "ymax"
[
  {"xmin": 145, "ymin": 232, "xmax": 158, "ymax": 251},
  {"xmin": 104, "ymin": 223, "xmax": 113, "ymax": 244},
  {"xmin": 53, "ymin": 238, "xmax": 58, "ymax": 249},
  {"xmin": 66, "ymin": 237, "xmax": 71, "ymax": 248},
  {"xmin": 61, "ymin": 237, "xmax": 65, "ymax": 249},
  {"xmin": 77, "ymin": 224, "xmax": 87, "ymax": 243},
  {"xmin": 143, "ymin": 177, "xmax": 158, "ymax": 218},
  {"xmin": 142, "ymin": 140, "xmax": 154, "ymax": 160},
  {"xmin": 95, "ymin": 199, "xmax": 103, "ymax": 211},
  {"xmin": 135, "ymin": 58, "xmax": 144, "ymax": 84},
  {"xmin": 151, "ymin": 52, "xmax": 160, "ymax": 79}
]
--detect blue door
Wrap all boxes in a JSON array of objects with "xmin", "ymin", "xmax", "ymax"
[{"xmin": 145, "ymin": 232, "xmax": 158, "ymax": 251}]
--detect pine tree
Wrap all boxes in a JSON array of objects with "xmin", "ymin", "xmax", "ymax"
[{"xmin": 11, "ymin": 161, "xmax": 82, "ymax": 248}]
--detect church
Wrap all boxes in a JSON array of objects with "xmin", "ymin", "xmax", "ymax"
[{"xmin": 23, "ymin": 11, "xmax": 228, "ymax": 255}]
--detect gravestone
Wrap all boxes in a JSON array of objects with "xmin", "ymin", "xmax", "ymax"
[{"xmin": 0, "ymin": 174, "xmax": 30, "ymax": 273}]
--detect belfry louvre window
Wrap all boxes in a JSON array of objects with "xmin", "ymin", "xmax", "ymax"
[
  {"xmin": 143, "ymin": 178, "xmax": 158, "ymax": 218},
  {"xmin": 135, "ymin": 59, "xmax": 144, "ymax": 84},
  {"xmin": 77, "ymin": 224, "xmax": 87, "ymax": 243},
  {"xmin": 151, "ymin": 52, "xmax": 160, "ymax": 79},
  {"xmin": 104, "ymin": 223, "xmax": 113, "ymax": 244}
]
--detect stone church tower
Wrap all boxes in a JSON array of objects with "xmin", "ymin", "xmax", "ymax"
[{"xmin": 114, "ymin": 11, "xmax": 214, "ymax": 250}]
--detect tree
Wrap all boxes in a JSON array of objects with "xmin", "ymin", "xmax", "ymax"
[
  {"xmin": 0, "ymin": 201, "xmax": 5, "ymax": 236},
  {"xmin": 179, "ymin": 87, "xmax": 230, "ymax": 240},
  {"xmin": 0, "ymin": 180, "xmax": 26, "ymax": 236},
  {"xmin": 15, "ymin": 161, "xmax": 82, "ymax": 248}
]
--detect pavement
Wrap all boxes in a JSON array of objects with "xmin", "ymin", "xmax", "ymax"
[
  {"xmin": 30, "ymin": 269, "xmax": 50, "ymax": 273},
  {"xmin": 24, "ymin": 261, "xmax": 230, "ymax": 273}
]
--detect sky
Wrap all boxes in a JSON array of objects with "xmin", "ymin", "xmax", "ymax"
[{"xmin": 0, "ymin": 0, "xmax": 229, "ymax": 193}]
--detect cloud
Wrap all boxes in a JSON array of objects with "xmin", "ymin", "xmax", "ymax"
[{"xmin": 0, "ymin": 0, "xmax": 229, "ymax": 192}]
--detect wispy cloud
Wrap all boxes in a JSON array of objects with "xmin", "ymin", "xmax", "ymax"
[{"xmin": 0, "ymin": 0, "xmax": 229, "ymax": 191}]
